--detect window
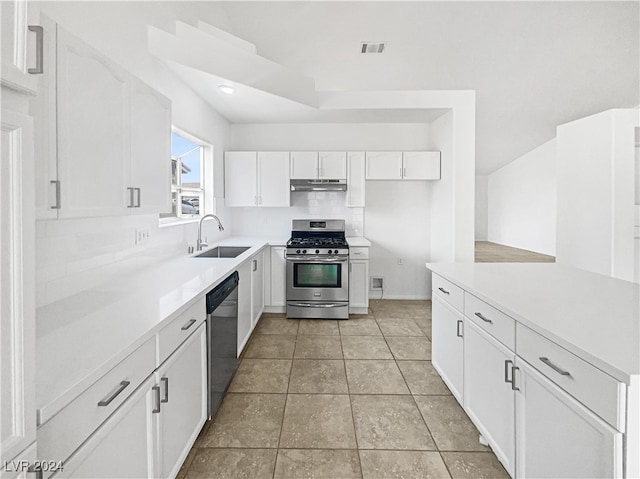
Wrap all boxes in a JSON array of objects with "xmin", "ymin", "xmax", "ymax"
[{"xmin": 162, "ymin": 129, "xmax": 206, "ymax": 219}]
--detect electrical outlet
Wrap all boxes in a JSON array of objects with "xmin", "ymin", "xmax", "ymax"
[
  {"xmin": 397, "ymin": 257, "xmax": 404, "ymax": 265},
  {"xmin": 135, "ymin": 229, "xmax": 150, "ymax": 245}
]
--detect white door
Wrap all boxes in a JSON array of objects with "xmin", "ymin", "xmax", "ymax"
[
  {"xmin": 403, "ymin": 151, "xmax": 441, "ymax": 180},
  {"xmin": 225, "ymin": 151, "xmax": 257, "ymax": 207},
  {"xmin": 237, "ymin": 260, "xmax": 252, "ymax": 355},
  {"xmin": 515, "ymin": 359, "xmax": 623, "ymax": 478},
  {"xmin": 463, "ymin": 319, "xmax": 515, "ymax": 477},
  {"xmin": 319, "ymin": 151, "xmax": 347, "ymax": 179},
  {"xmin": 365, "ymin": 151, "xmax": 403, "ymax": 180},
  {"xmin": 157, "ymin": 325, "xmax": 207, "ymax": 479},
  {"xmin": 431, "ymin": 296, "xmax": 464, "ymax": 402},
  {"xmin": 257, "ymin": 151, "xmax": 290, "ymax": 207},
  {"xmin": 349, "ymin": 260, "xmax": 369, "ymax": 310},
  {"xmin": 269, "ymin": 247, "xmax": 287, "ymax": 307},
  {"xmin": 290, "ymin": 151, "xmax": 318, "ymax": 179},
  {"xmin": 251, "ymin": 250, "xmax": 265, "ymax": 328},
  {"xmin": 0, "ymin": 0, "xmax": 38, "ymax": 93},
  {"xmin": 130, "ymin": 77, "xmax": 171, "ymax": 215},
  {"xmin": 346, "ymin": 152, "xmax": 365, "ymax": 208},
  {"xmin": 56, "ymin": 376, "xmax": 156, "ymax": 479},
  {"xmin": 1, "ymin": 109, "xmax": 36, "ymax": 465},
  {"xmin": 56, "ymin": 27, "xmax": 130, "ymax": 218}
]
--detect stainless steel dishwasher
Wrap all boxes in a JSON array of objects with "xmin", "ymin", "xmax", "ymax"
[{"xmin": 205, "ymin": 271, "xmax": 239, "ymax": 417}]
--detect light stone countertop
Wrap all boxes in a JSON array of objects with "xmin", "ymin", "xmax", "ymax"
[
  {"xmin": 347, "ymin": 237, "xmax": 371, "ymax": 247},
  {"xmin": 36, "ymin": 236, "xmax": 286, "ymax": 425},
  {"xmin": 426, "ymin": 262, "xmax": 639, "ymax": 383}
]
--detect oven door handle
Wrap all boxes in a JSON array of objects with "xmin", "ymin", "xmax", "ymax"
[
  {"xmin": 288, "ymin": 302, "xmax": 347, "ymax": 308},
  {"xmin": 285, "ymin": 256, "xmax": 348, "ymax": 263}
]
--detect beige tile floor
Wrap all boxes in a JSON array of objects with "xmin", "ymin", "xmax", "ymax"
[{"xmin": 178, "ymin": 300, "xmax": 510, "ymax": 479}]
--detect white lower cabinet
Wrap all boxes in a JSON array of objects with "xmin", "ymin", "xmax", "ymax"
[
  {"xmin": 54, "ymin": 375, "xmax": 155, "ymax": 479},
  {"xmin": 155, "ymin": 325, "xmax": 207, "ymax": 479},
  {"xmin": 268, "ymin": 246, "xmax": 287, "ymax": 309},
  {"xmin": 463, "ymin": 319, "xmax": 515, "ymax": 477},
  {"xmin": 0, "ymin": 443, "xmax": 38, "ymax": 479},
  {"xmin": 515, "ymin": 359, "xmax": 623, "ymax": 479},
  {"xmin": 237, "ymin": 260, "xmax": 252, "ymax": 355},
  {"xmin": 431, "ymin": 296, "xmax": 464, "ymax": 403},
  {"xmin": 251, "ymin": 249, "xmax": 265, "ymax": 329},
  {"xmin": 348, "ymin": 250, "xmax": 369, "ymax": 314}
]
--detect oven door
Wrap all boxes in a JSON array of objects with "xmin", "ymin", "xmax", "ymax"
[{"xmin": 286, "ymin": 256, "xmax": 349, "ymax": 302}]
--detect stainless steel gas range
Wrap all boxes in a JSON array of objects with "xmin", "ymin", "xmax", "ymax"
[{"xmin": 286, "ymin": 219, "xmax": 349, "ymax": 319}]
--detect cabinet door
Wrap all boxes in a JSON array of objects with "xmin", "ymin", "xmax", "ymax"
[
  {"xmin": 32, "ymin": 16, "xmax": 58, "ymax": 219},
  {"xmin": 349, "ymin": 260, "xmax": 369, "ymax": 312},
  {"xmin": 431, "ymin": 296, "xmax": 464, "ymax": 403},
  {"xmin": 365, "ymin": 152, "xmax": 403, "ymax": 180},
  {"xmin": 515, "ymin": 359, "xmax": 623, "ymax": 479},
  {"xmin": 0, "ymin": 443, "xmax": 37, "ymax": 479},
  {"xmin": 269, "ymin": 247, "xmax": 287, "ymax": 307},
  {"xmin": 157, "ymin": 325, "xmax": 207, "ymax": 479},
  {"xmin": 225, "ymin": 152, "xmax": 257, "ymax": 207},
  {"xmin": 463, "ymin": 319, "xmax": 515, "ymax": 477},
  {"xmin": 130, "ymin": 77, "xmax": 171, "ymax": 214},
  {"xmin": 251, "ymin": 250, "xmax": 264, "ymax": 328},
  {"xmin": 237, "ymin": 260, "xmax": 252, "ymax": 355},
  {"xmin": 403, "ymin": 151, "xmax": 441, "ymax": 180},
  {"xmin": 319, "ymin": 151, "xmax": 347, "ymax": 179},
  {"xmin": 257, "ymin": 151, "xmax": 290, "ymax": 207},
  {"xmin": 346, "ymin": 152, "xmax": 365, "ymax": 208},
  {"xmin": 55, "ymin": 376, "xmax": 156, "ymax": 479},
  {"xmin": 1, "ymin": 109, "xmax": 36, "ymax": 464},
  {"xmin": 56, "ymin": 28, "xmax": 130, "ymax": 218},
  {"xmin": 290, "ymin": 151, "xmax": 318, "ymax": 179},
  {"xmin": 1, "ymin": 0, "xmax": 38, "ymax": 93}
]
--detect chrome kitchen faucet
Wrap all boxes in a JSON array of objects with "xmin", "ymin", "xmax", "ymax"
[{"xmin": 197, "ymin": 214, "xmax": 224, "ymax": 251}]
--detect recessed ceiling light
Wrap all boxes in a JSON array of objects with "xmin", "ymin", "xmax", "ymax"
[{"xmin": 218, "ymin": 85, "xmax": 236, "ymax": 95}]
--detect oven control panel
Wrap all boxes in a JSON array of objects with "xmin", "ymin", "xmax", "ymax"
[{"xmin": 287, "ymin": 248, "xmax": 349, "ymax": 256}]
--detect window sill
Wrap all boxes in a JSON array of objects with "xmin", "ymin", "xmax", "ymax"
[{"xmin": 159, "ymin": 217, "xmax": 200, "ymax": 228}]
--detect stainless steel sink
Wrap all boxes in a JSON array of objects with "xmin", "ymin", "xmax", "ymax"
[{"xmin": 196, "ymin": 246, "xmax": 251, "ymax": 258}]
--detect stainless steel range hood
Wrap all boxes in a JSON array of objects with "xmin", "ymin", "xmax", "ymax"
[{"xmin": 290, "ymin": 179, "xmax": 347, "ymax": 192}]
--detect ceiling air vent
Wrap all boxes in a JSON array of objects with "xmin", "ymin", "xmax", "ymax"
[{"xmin": 361, "ymin": 42, "xmax": 386, "ymax": 54}]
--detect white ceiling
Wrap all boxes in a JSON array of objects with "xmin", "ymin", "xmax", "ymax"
[{"xmin": 40, "ymin": 1, "xmax": 639, "ymax": 174}]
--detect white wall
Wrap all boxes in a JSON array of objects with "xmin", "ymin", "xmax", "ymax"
[
  {"xmin": 34, "ymin": 3, "xmax": 232, "ymax": 307},
  {"xmin": 487, "ymin": 139, "xmax": 557, "ymax": 256},
  {"xmin": 556, "ymin": 109, "xmax": 638, "ymax": 281},
  {"xmin": 475, "ymin": 175, "xmax": 488, "ymax": 241},
  {"xmin": 229, "ymin": 122, "xmax": 433, "ymax": 299}
]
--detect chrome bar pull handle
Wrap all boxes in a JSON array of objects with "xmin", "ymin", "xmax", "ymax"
[
  {"xmin": 475, "ymin": 312, "xmax": 493, "ymax": 324},
  {"xmin": 504, "ymin": 360, "xmax": 514, "ymax": 385},
  {"xmin": 456, "ymin": 320, "xmax": 463, "ymax": 338},
  {"xmin": 161, "ymin": 377, "xmax": 169, "ymax": 403},
  {"xmin": 539, "ymin": 357, "xmax": 571, "ymax": 377},
  {"xmin": 97, "ymin": 380, "xmax": 130, "ymax": 406},
  {"xmin": 252, "ymin": 259, "xmax": 257, "ymax": 271},
  {"xmin": 135, "ymin": 187, "xmax": 141, "ymax": 207},
  {"xmin": 181, "ymin": 319, "xmax": 197, "ymax": 331},
  {"xmin": 28, "ymin": 26, "xmax": 44, "ymax": 74},
  {"xmin": 152, "ymin": 385, "xmax": 161, "ymax": 413},
  {"xmin": 127, "ymin": 187, "xmax": 134, "ymax": 208},
  {"xmin": 438, "ymin": 287, "xmax": 450, "ymax": 295},
  {"xmin": 511, "ymin": 365, "xmax": 520, "ymax": 391},
  {"xmin": 50, "ymin": 180, "xmax": 61, "ymax": 209}
]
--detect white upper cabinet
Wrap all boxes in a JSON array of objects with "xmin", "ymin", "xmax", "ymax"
[
  {"xmin": 1, "ymin": 0, "xmax": 38, "ymax": 93},
  {"xmin": 403, "ymin": 151, "xmax": 441, "ymax": 180},
  {"xmin": 290, "ymin": 151, "xmax": 318, "ymax": 179},
  {"xmin": 56, "ymin": 27, "xmax": 131, "ymax": 218},
  {"xmin": 366, "ymin": 151, "xmax": 441, "ymax": 180},
  {"xmin": 225, "ymin": 151, "xmax": 290, "ymax": 207},
  {"xmin": 129, "ymin": 77, "xmax": 172, "ymax": 215},
  {"xmin": 258, "ymin": 152, "xmax": 290, "ymax": 206},
  {"xmin": 33, "ymin": 18, "xmax": 171, "ymax": 219},
  {"xmin": 366, "ymin": 151, "xmax": 403, "ymax": 179},
  {"xmin": 290, "ymin": 151, "xmax": 346, "ymax": 179},
  {"xmin": 346, "ymin": 151, "xmax": 365, "ymax": 207},
  {"xmin": 319, "ymin": 152, "xmax": 347, "ymax": 179}
]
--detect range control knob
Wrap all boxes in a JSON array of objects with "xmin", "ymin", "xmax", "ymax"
[
  {"xmin": 328, "ymin": 250, "xmax": 333, "ymax": 255},
  {"xmin": 302, "ymin": 250, "xmax": 307, "ymax": 254},
  {"xmin": 315, "ymin": 249, "xmax": 320, "ymax": 254},
  {"xmin": 296, "ymin": 249, "xmax": 301, "ymax": 254}
]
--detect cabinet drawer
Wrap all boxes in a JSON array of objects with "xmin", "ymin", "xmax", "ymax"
[
  {"xmin": 432, "ymin": 274, "xmax": 463, "ymax": 312},
  {"xmin": 349, "ymin": 247, "xmax": 369, "ymax": 260},
  {"xmin": 516, "ymin": 324, "xmax": 625, "ymax": 431},
  {"xmin": 464, "ymin": 293, "xmax": 515, "ymax": 350},
  {"xmin": 38, "ymin": 337, "xmax": 155, "ymax": 465},
  {"xmin": 157, "ymin": 299, "xmax": 206, "ymax": 365}
]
